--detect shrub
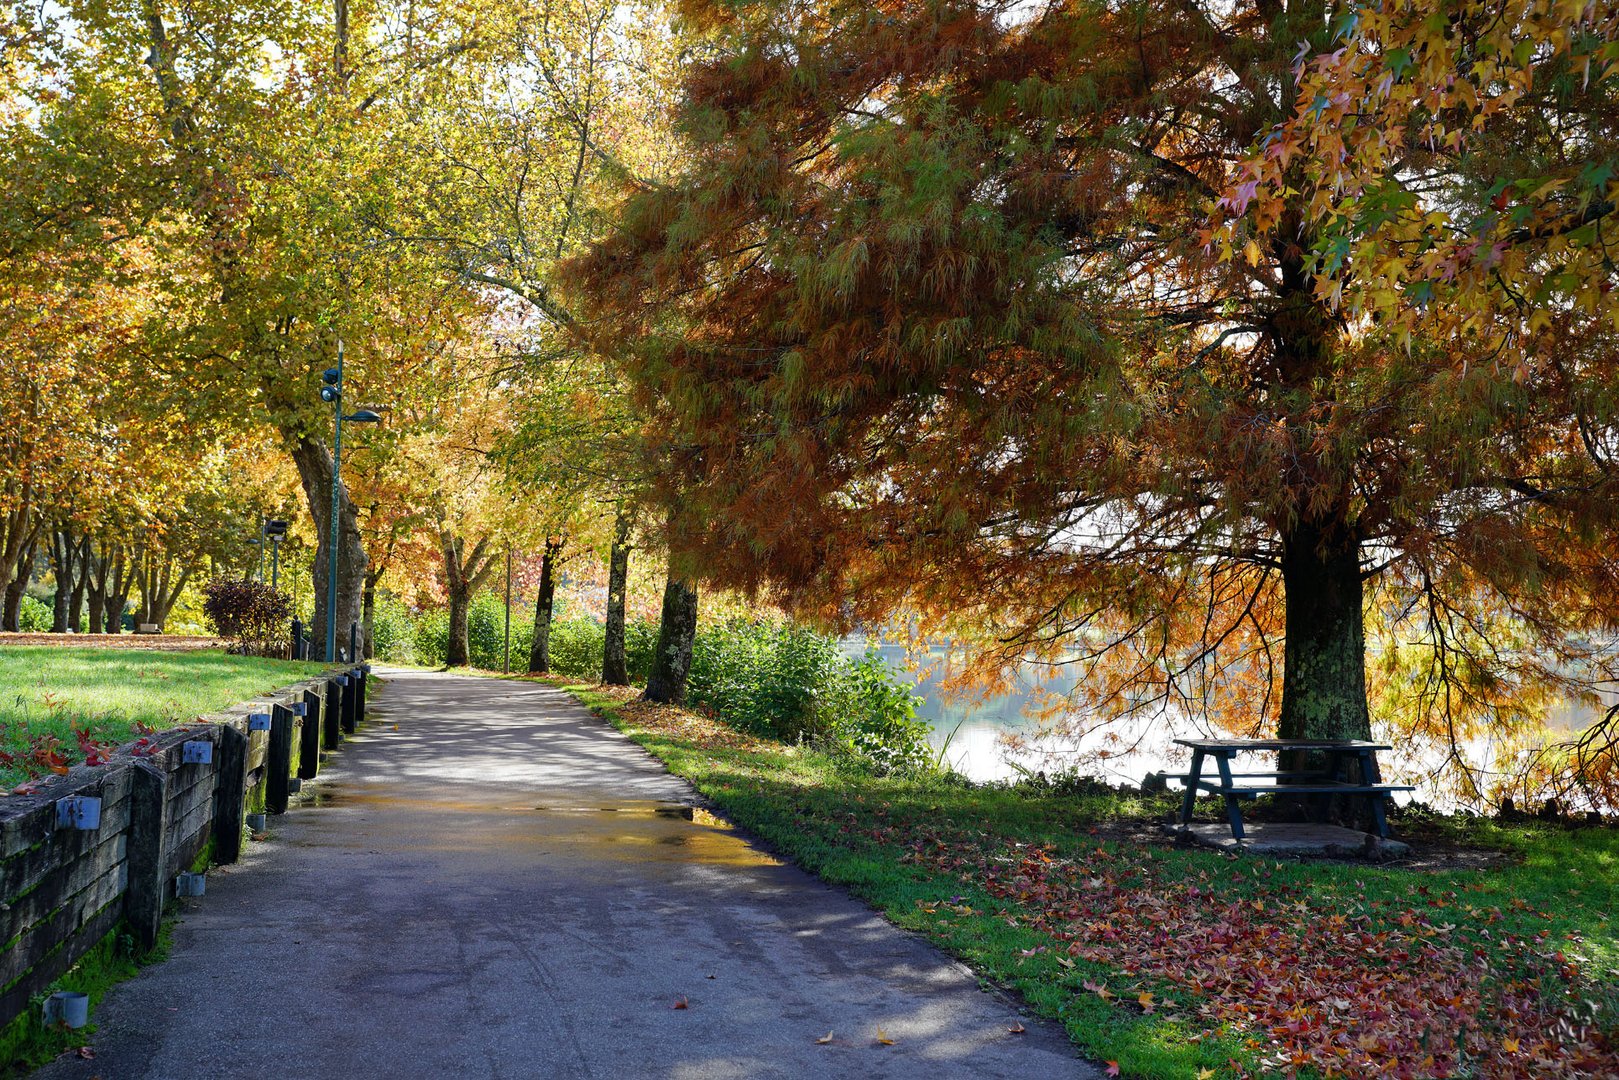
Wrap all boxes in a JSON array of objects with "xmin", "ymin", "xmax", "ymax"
[
  {"xmin": 541, "ymin": 616, "xmax": 659, "ymax": 681},
  {"xmin": 687, "ymin": 619, "xmax": 932, "ymax": 772},
  {"xmin": 18, "ymin": 595, "xmax": 51, "ymax": 632},
  {"xmin": 369, "ymin": 594, "xmax": 420, "ymax": 664},
  {"xmin": 201, "ymin": 578, "xmax": 294, "ymax": 657}
]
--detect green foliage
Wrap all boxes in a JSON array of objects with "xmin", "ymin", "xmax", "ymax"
[
  {"xmin": 368, "ymin": 594, "xmax": 421, "ymax": 665},
  {"xmin": 380, "ymin": 591, "xmax": 661, "ymax": 681},
  {"xmin": 687, "ymin": 619, "xmax": 932, "ymax": 772},
  {"xmin": 17, "ymin": 595, "xmax": 51, "ymax": 632}
]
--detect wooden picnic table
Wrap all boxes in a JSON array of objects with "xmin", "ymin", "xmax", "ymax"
[{"xmin": 1173, "ymin": 738, "xmax": 1414, "ymax": 840}]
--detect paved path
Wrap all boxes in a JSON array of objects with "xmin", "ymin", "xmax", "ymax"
[{"xmin": 35, "ymin": 670, "xmax": 1096, "ymax": 1079}]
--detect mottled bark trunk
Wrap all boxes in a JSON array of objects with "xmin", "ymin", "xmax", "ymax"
[
  {"xmin": 104, "ymin": 547, "xmax": 132, "ymax": 633},
  {"xmin": 0, "ymin": 497, "xmax": 37, "ymax": 630},
  {"xmin": 2, "ymin": 529, "xmax": 39, "ymax": 631},
  {"xmin": 144, "ymin": 571, "xmax": 191, "ymax": 630},
  {"xmin": 445, "ymin": 583, "xmax": 471, "ymax": 667},
  {"xmin": 438, "ymin": 529, "xmax": 493, "ymax": 669},
  {"xmin": 527, "ymin": 538, "xmax": 562, "ymax": 673},
  {"xmin": 362, "ymin": 575, "xmax": 379, "ymax": 660},
  {"xmin": 601, "ymin": 513, "xmax": 632, "ymax": 685},
  {"xmin": 643, "ymin": 560, "xmax": 698, "ymax": 706},
  {"xmin": 288, "ymin": 435, "xmax": 368, "ymax": 661}
]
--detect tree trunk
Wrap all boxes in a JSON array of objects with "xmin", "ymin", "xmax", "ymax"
[
  {"xmin": 643, "ymin": 559, "xmax": 698, "ymax": 706},
  {"xmin": 146, "ymin": 568, "xmax": 192, "ymax": 630},
  {"xmin": 1278, "ymin": 519, "xmax": 1371, "ymax": 822},
  {"xmin": 0, "ymin": 494, "xmax": 38, "ymax": 629},
  {"xmin": 601, "ymin": 512, "xmax": 632, "ymax": 685},
  {"xmin": 68, "ymin": 536, "xmax": 89, "ymax": 632},
  {"xmin": 445, "ymin": 583, "xmax": 471, "ymax": 667},
  {"xmin": 86, "ymin": 586, "xmax": 105, "ymax": 635},
  {"xmin": 50, "ymin": 530, "xmax": 76, "ymax": 633},
  {"xmin": 438, "ymin": 528, "xmax": 495, "ymax": 669},
  {"xmin": 2, "ymin": 528, "xmax": 40, "ymax": 631},
  {"xmin": 362, "ymin": 573, "xmax": 379, "ymax": 660},
  {"xmin": 2, "ymin": 576, "xmax": 23, "ymax": 632},
  {"xmin": 1278, "ymin": 520, "xmax": 1370, "ymax": 743},
  {"xmin": 104, "ymin": 546, "xmax": 132, "ymax": 633},
  {"xmin": 527, "ymin": 538, "xmax": 562, "ymax": 673},
  {"xmin": 288, "ymin": 435, "xmax": 368, "ymax": 661}
]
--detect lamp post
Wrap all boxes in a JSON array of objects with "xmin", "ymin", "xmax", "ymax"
[
  {"xmin": 318, "ymin": 340, "xmax": 381, "ymax": 662},
  {"xmin": 264, "ymin": 519, "xmax": 289, "ymax": 591}
]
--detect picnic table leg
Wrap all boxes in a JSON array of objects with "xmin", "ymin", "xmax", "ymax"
[
  {"xmin": 1213, "ymin": 753, "xmax": 1245, "ymax": 840},
  {"xmin": 1358, "ymin": 749, "xmax": 1391, "ymax": 838},
  {"xmin": 1179, "ymin": 749, "xmax": 1205, "ymax": 827}
]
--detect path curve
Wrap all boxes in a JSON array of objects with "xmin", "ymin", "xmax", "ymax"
[{"xmin": 33, "ymin": 670, "xmax": 1098, "ymax": 1079}]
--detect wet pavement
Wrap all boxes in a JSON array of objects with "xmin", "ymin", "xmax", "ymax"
[{"xmin": 31, "ymin": 669, "xmax": 1098, "ymax": 1079}]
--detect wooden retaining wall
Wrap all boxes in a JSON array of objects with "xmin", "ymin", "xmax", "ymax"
[{"xmin": 0, "ymin": 665, "xmax": 370, "ymax": 1036}]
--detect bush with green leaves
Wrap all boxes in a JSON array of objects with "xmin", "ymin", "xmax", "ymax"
[
  {"xmin": 369, "ymin": 594, "xmax": 421, "ymax": 664},
  {"xmin": 687, "ymin": 619, "xmax": 932, "ymax": 772},
  {"xmin": 546, "ymin": 616, "xmax": 659, "ymax": 682},
  {"xmin": 18, "ymin": 595, "xmax": 51, "ymax": 632}
]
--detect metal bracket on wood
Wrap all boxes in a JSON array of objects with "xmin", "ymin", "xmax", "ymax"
[
  {"xmin": 248, "ymin": 712, "xmax": 272, "ymax": 731},
  {"xmin": 55, "ymin": 796, "xmax": 101, "ymax": 831},
  {"xmin": 182, "ymin": 741, "xmax": 213, "ymax": 765}
]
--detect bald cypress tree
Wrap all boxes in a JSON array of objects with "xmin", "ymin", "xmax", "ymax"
[{"xmin": 570, "ymin": 0, "xmax": 1619, "ymax": 750}]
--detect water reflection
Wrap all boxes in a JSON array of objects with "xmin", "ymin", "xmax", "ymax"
[
  {"xmin": 852, "ymin": 641, "xmax": 1614, "ymax": 806},
  {"xmin": 852, "ymin": 641, "xmax": 1182, "ymax": 786}
]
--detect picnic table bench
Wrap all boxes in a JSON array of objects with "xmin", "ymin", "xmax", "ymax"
[{"xmin": 1173, "ymin": 738, "xmax": 1415, "ymax": 840}]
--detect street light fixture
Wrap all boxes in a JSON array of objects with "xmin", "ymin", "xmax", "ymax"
[
  {"xmin": 263, "ymin": 519, "xmax": 289, "ymax": 591},
  {"xmin": 318, "ymin": 340, "xmax": 381, "ymax": 662}
]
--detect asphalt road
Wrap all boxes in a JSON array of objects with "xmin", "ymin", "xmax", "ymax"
[{"xmin": 32, "ymin": 669, "xmax": 1098, "ymax": 1079}]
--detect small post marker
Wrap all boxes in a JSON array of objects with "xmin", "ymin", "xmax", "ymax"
[{"xmin": 43, "ymin": 991, "xmax": 89, "ymax": 1029}]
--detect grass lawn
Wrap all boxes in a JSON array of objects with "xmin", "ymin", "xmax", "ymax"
[
  {"xmin": 554, "ymin": 680, "xmax": 1618, "ymax": 1080},
  {"xmin": 0, "ymin": 647, "xmax": 327, "ymax": 789}
]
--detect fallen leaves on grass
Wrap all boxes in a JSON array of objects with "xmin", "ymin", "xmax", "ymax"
[
  {"xmin": 606, "ymin": 690, "xmax": 1618, "ymax": 1079},
  {"xmin": 911, "ymin": 838, "xmax": 1618, "ymax": 1078},
  {"xmin": 616, "ymin": 697, "xmax": 775, "ymax": 754}
]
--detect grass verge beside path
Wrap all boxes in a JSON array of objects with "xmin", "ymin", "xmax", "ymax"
[
  {"xmin": 0, "ymin": 646, "xmax": 327, "ymax": 789},
  {"xmin": 553, "ymin": 680, "xmax": 1618, "ymax": 1080}
]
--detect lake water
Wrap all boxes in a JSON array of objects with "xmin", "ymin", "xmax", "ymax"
[
  {"xmin": 854, "ymin": 641, "xmax": 1614, "ymax": 809},
  {"xmin": 856, "ymin": 642, "xmax": 1191, "ymax": 787}
]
